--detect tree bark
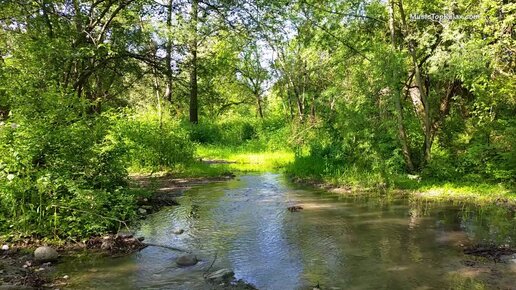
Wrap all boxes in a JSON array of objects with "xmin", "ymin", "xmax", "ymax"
[
  {"xmin": 389, "ymin": 0, "xmax": 415, "ymax": 172},
  {"xmin": 189, "ymin": 0, "xmax": 198, "ymax": 124},
  {"xmin": 399, "ymin": 0, "xmax": 432, "ymax": 166},
  {"xmin": 255, "ymin": 91, "xmax": 263, "ymax": 118},
  {"xmin": 164, "ymin": 0, "xmax": 173, "ymax": 103}
]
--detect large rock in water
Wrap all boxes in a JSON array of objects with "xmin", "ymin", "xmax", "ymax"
[
  {"xmin": 175, "ymin": 254, "xmax": 198, "ymax": 267},
  {"xmin": 34, "ymin": 246, "xmax": 58, "ymax": 262}
]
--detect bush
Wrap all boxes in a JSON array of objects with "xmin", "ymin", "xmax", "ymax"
[
  {"xmin": 186, "ymin": 121, "xmax": 222, "ymax": 144},
  {"xmin": 115, "ymin": 111, "xmax": 194, "ymax": 171},
  {"xmin": 0, "ymin": 94, "xmax": 136, "ymax": 239},
  {"xmin": 186, "ymin": 116, "xmax": 291, "ymax": 151}
]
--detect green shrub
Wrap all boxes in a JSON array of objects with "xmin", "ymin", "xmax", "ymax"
[
  {"xmin": 115, "ymin": 111, "xmax": 194, "ymax": 171},
  {"xmin": 185, "ymin": 121, "xmax": 221, "ymax": 144},
  {"xmin": 186, "ymin": 116, "xmax": 292, "ymax": 152},
  {"xmin": 0, "ymin": 93, "xmax": 135, "ymax": 239}
]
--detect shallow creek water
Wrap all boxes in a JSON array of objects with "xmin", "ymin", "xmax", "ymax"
[{"xmin": 57, "ymin": 173, "xmax": 516, "ymax": 289}]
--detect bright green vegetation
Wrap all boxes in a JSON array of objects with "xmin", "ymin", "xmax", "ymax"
[
  {"xmin": 0, "ymin": 0, "xmax": 514, "ymax": 240},
  {"xmin": 197, "ymin": 146, "xmax": 294, "ymax": 172}
]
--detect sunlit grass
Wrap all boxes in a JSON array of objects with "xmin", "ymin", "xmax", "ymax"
[
  {"xmin": 286, "ymin": 155, "xmax": 516, "ymax": 206},
  {"xmin": 408, "ymin": 182, "xmax": 516, "ymax": 205},
  {"xmin": 196, "ymin": 144, "xmax": 294, "ymax": 172}
]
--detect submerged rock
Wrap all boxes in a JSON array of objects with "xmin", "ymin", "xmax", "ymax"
[
  {"xmin": 34, "ymin": 246, "xmax": 58, "ymax": 262},
  {"xmin": 173, "ymin": 229, "xmax": 185, "ymax": 235},
  {"xmin": 176, "ymin": 254, "xmax": 198, "ymax": 266},
  {"xmin": 287, "ymin": 205, "xmax": 303, "ymax": 212},
  {"xmin": 205, "ymin": 268, "xmax": 258, "ymax": 289},
  {"xmin": 206, "ymin": 268, "xmax": 234, "ymax": 283}
]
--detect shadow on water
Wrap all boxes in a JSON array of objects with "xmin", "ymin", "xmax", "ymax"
[{"xmin": 57, "ymin": 173, "xmax": 516, "ymax": 289}]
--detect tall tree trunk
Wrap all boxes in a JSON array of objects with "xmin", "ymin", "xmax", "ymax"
[
  {"xmin": 255, "ymin": 92, "xmax": 263, "ymax": 118},
  {"xmin": 389, "ymin": 0, "xmax": 415, "ymax": 172},
  {"xmin": 189, "ymin": 0, "xmax": 198, "ymax": 124},
  {"xmin": 164, "ymin": 0, "xmax": 173, "ymax": 103},
  {"xmin": 152, "ymin": 65, "xmax": 163, "ymax": 129},
  {"xmin": 398, "ymin": 0, "xmax": 432, "ymax": 166},
  {"xmin": 309, "ymin": 94, "xmax": 316, "ymax": 123},
  {"xmin": 295, "ymin": 92, "xmax": 304, "ymax": 122}
]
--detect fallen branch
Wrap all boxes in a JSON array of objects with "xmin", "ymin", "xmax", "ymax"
[
  {"xmin": 140, "ymin": 242, "xmax": 190, "ymax": 253},
  {"xmin": 203, "ymin": 252, "xmax": 218, "ymax": 277}
]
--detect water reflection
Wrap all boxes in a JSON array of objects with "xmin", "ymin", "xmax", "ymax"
[{"xmin": 57, "ymin": 173, "xmax": 516, "ymax": 289}]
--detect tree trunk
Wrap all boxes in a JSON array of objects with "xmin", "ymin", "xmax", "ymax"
[
  {"xmin": 164, "ymin": 0, "xmax": 173, "ymax": 103},
  {"xmin": 389, "ymin": 0, "xmax": 415, "ymax": 172},
  {"xmin": 255, "ymin": 92, "xmax": 264, "ymax": 118},
  {"xmin": 310, "ymin": 94, "xmax": 316, "ymax": 122},
  {"xmin": 189, "ymin": 0, "xmax": 198, "ymax": 124},
  {"xmin": 398, "ymin": 0, "xmax": 432, "ymax": 166}
]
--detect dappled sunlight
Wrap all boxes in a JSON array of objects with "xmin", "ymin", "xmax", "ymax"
[{"xmin": 196, "ymin": 145, "xmax": 295, "ymax": 172}]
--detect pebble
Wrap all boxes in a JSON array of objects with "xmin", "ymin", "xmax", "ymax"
[
  {"xmin": 1, "ymin": 244, "xmax": 9, "ymax": 251},
  {"xmin": 63, "ymin": 275, "xmax": 69, "ymax": 279}
]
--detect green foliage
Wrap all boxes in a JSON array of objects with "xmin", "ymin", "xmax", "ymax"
[
  {"xmin": 186, "ymin": 116, "xmax": 290, "ymax": 150},
  {"xmin": 114, "ymin": 110, "xmax": 194, "ymax": 171},
  {"xmin": 0, "ymin": 0, "xmax": 515, "ymax": 242},
  {"xmin": 0, "ymin": 93, "xmax": 135, "ymax": 239}
]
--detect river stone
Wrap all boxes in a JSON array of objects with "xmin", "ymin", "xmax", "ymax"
[
  {"xmin": 176, "ymin": 254, "xmax": 198, "ymax": 267},
  {"xmin": 173, "ymin": 229, "xmax": 184, "ymax": 235},
  {"xmin": 206, "ymin": 268, "xmax": 234, "ymax": 283},
  {"xmin": 34, "ymin": 246, "xmax": 58, "ymax": 262}
]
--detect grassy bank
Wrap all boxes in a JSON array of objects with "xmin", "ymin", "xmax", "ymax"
[
  {"xmin": 168, "ymin": 142, "xmax": 516, "ymax": 208},
  {"xmin": 196, "ymin": 145, "xmax": 294, "ymax": 172},
  {"xmin": 401, "ymin": 180, "xmax": 516, "ymax": 206},
  {"xmin": 286, "ymin": 160, "xmax": 516, "ymax": 208}
]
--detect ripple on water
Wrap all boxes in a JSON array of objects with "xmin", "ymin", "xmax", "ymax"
[{"xmin": 57, "ymin": 174, "xmax": 516, "ymax": 290}]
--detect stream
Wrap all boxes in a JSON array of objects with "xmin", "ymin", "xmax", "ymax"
[{"xmin": 57, "ymin": 173, "xmax": 516, "ymax": 289}]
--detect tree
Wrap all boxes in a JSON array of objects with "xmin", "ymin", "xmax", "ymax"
[{"xmin": 237, "ymin": 41, "xmax": 269, "ymax": 118}]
